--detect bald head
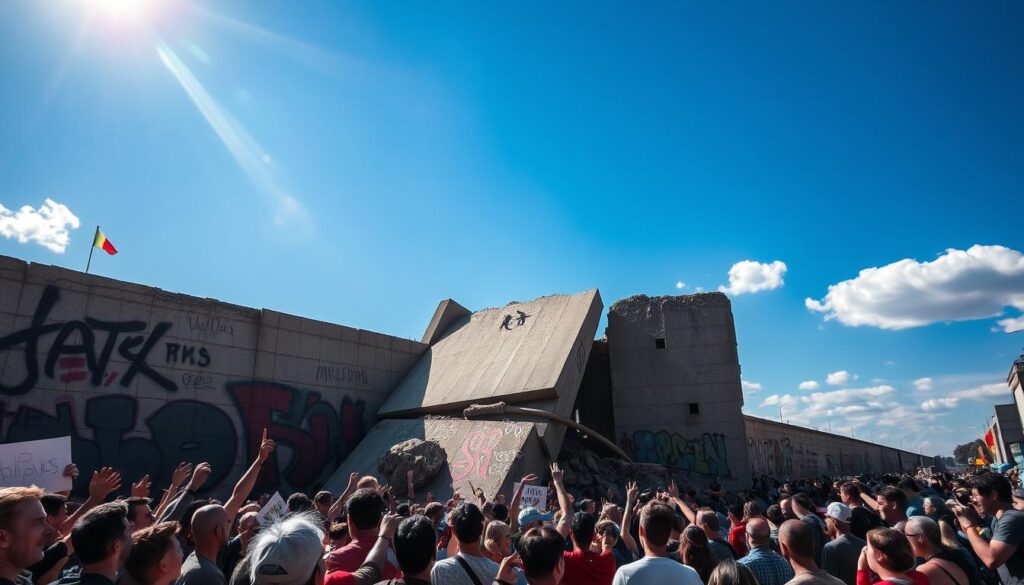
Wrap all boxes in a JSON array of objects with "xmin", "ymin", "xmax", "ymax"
[
  {"xmin": 191, "ymin": 505, "xmax": 229, "ymax": 547},
  {"xmin": 746, "ymin": 517, "xmax": 771, "ymax": 546},
  {"xmin": 779, "ymin": 519, "xmax": 814, "ymax": 559}
]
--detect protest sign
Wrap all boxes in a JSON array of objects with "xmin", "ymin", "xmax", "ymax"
[
  {"xmin": 513, "ymin": 483, "xmax": 548, "ymax": 511},
  {"xmin": 0, "ymin": 436, "xmax": 73, "ymax": 492},
  {"xmin": 257, "ymin": 492, "xmax": 287, "ymax": 526}
]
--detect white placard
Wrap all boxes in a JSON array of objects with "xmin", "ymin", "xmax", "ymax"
[
  {"xmin": 514, "ymin": 483, "xmax": 548, "ymax": 511},
  {"xmin": 257, "ymin": 492, "xmax": 287, "ymax": 526},
  {"xmin": 0, "ymin": 436, "xmax": 73, "ymax": 492}
]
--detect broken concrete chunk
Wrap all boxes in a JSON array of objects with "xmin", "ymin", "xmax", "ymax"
[{"xmin": 377, "ymin": 438, "xmax": 447, "ymax": 493}]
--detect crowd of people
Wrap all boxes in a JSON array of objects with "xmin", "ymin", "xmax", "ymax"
[{"xmin": 1, "ymin": 438, "xmax": 1023, "ymax": 585}]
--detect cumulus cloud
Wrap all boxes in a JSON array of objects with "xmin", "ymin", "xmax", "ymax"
[
  {"xmin": 719, "ymin": 260, "xmax": 787, "ymax": 296},
  {"xmin": 826, "ymin": 370, "xmax": 851, "ymax": 386},
  {"xmin": 921, "ymin": 398, "xmax": 959, "ymax": 411},
  {"xmin": 805, "ymin": 385, "xmax": 896, "ymax": 405},
  {"xmin": 997, "ymin": 316, "xmax": 1024, "ymax": 334},
  {"xmin": 805, "ymin": 245, "xmax": 1024, "ymax": 330},
  {"xmin": 798, "ymin": 380, "xmax": 820, "ymax": 391},
  {"xmin": 761, "ymin": 394, "xmax": 799, "ymax": 408},
  {"xmin": 949, "ymin": 383, "xmax": 1009, "ymax": 401},
  {"xmin": 742, "ymin": 380, "xmax": 762, "ymax": 393},
  {"xmin": 675, "ymin": 281, "xmax": 686, "ymax": 290},
  {"xmin": 913, "ymin": 377, "xmax": 934, "ymax": 392},
  {"xmin": 0, "ymin": 199, "xmax": 80, "ymax": 253}
]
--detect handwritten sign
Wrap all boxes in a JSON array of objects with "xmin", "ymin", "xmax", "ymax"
[
  {"xmin": 257, "ymin": 492, "xmax": 287, "ymax": 526},
  {"xmin": 514, "ymin": 483, "xmax": 548, "ymax": 511},
  {"xmin": 0, "ymin": 436, "xmax": 72, "ymax": 492}
]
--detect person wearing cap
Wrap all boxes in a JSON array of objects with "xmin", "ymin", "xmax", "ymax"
[
  {"xmin": 246, "ymin": 511, "xmax": 399, "ymax": 585},
  {"xmin": 822, "ymin": 503, "xmax": 865, "ymax": 585},
  {"xmin": 779, "ymin": 520, "xmax": 844, "ymax": 585}
]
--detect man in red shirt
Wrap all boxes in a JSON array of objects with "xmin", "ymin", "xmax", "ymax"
[
  {"xmin": 728, "ymin": 503, "xmax": 749, "ymax": 558},
  {"xmin": 324, "ymin": 489, "xmax": 400, "ymax": 579},
  {"xmin": 561, "ymin": 512, "xmax": 616, "ymax": 585}
]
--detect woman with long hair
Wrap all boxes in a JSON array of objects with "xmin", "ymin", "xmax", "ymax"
[
  {"xmin": 681, "ymin": 524, "xmax": 719, "ymax": 583},
  {"xmin": 709, "ymin": 559, "xmax": 760, "ymax": 585},
  {"xmin": 857, "ymin": 527, "xmax": 928, "ymax": 585}
]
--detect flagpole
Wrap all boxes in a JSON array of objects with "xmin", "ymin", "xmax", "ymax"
[{"xmin": 85, "ymin": 225, "xmax": 97, "ymax": 274}]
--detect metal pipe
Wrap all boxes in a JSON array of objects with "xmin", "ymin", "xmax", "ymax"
[{"xmin": 463, "ymin": 401, "xmax": 634, "ymax": 463}]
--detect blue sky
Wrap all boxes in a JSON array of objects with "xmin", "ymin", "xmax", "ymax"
[{"xmin": 1, "ymin": 1, "xmax": 1022, "ymax": 457}]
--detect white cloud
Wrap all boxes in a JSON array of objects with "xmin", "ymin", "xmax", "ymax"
[
  {"xmin": 913, "ymin": 377, "xmax": 934, "ymax": 392},
  {"xmin": 997, "ymin": 316, "xmax": 1024, "ymax": 333},
  {"xmin": 806, "ymin": 245, "xmax": 1024, "ymax": 330},
  {"xmin": 742, "ymin": 380, "xmax": 762, "ymax": 393},
  {"xmin": 921, "ymin": 398, "xmax": 959, "ymax": 411},
  {"xmin": 826, "ymin": 370, "xmax": 851, "ymax": 386},
  {"xmin": 0, "ymin": 199, "xmax": 80, "ymax": 253},
  {"xmin": 719, "ymin": 260, "xmax": 787, "ymax": 296},
  {"xmin": 798, "ymin": 380, "xmax": 820, "ymax": 391},
  {"xmin": 805, "ymin": 385, "xmax": 896, "ymax": 405},
  {"xmin": 761, "ymin": 394, "xmax": 799, "ymax": 408},
  {"xmin": 949, "ymin": 383, "xmax": 1010, "ymax": 401},
  {"xmin": 675, "ymin": 281, "xmax": 686, "ymax": 290}
]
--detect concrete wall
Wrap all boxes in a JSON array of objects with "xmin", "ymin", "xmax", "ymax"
[
  {"xmin": 993, "ymin": 404, "xmax": 1022, "ymax": 465},
  {"xmin": 0, "ymin": 256, "xmax": 426, "ymax": 497},
  {"xmin": 608, "ymin": 293, "xmax": 748, "ymax": 487},
  {"xmin": 744, "ymin": 416, "xmax": 933, "ymax": 478}
]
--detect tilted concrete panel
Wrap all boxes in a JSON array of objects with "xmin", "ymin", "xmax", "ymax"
[
  {"xmin": 322, "ymin": 417, "xmax": 547, "ymax": 502},
  {"xmin": 377, "ymin": 290, "xmax": 603, "ymax": 420}
]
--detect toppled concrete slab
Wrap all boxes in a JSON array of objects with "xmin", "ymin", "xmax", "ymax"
[
  {"xmin": 377, "ymin": 291, "xmax": 603, "ymax": 438},
  {"xmin": 322, "ymin": 417, "xmax": 547, "ymax": 502}
]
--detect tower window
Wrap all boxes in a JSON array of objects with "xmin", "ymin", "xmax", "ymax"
[
  {"xmin": 689, "ymin": 402, "xmax": 700, "ymax": 415},
  {"xmin": 655, "ymin": 338, "xmax": 666, "ymax": 349}
]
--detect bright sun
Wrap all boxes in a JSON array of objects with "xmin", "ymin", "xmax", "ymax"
[{"xmin": 81, "ymin": 0, "xmax": 161, "ymax": 27}]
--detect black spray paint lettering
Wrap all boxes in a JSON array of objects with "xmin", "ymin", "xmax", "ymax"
[
  {"xmin": 0, "ymin": 285, "xmax": 177, "ymax": 395},
  {"xmin": 165, "ymin": 343, "xmax": 211, "ymax": 367}
]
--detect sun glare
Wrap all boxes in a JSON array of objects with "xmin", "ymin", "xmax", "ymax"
[{"xmin": 81, "ymin": 0, "xmax": 161, "ymax": 27}]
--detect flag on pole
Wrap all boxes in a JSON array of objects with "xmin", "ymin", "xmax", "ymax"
[{"xmin": 92, "ymin": 228, "xmax": 118, "ymax": 255}]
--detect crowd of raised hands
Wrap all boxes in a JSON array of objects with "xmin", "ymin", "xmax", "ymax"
[{"xmin": 3, "ymin": 447, "xmax": 1024, "ymax": 585}]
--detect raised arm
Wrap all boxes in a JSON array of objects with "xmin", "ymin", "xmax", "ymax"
[
  {"xmin": 225, "ymin": 436, "xmax": 275, "ymax": 522},
  {"xmin": 668, "ymin": 480, "xmax": 697, "ymax": 524},
  {"xmin": 159, "ymin": 462, "xmax": 211, "ymax": 522},
  {"xmin": 153, "ymin": 462, "xmax": 192, "ymax": 520},
  {"xmin": 347, "ymin": 513, "xmax": 402, "ymax": 585},
  {"xmin": 620, "ymin": 481, "xmax": 639, "ymax": 558},
  {"xmin": 61, "ymin": 467, "xmax": 121, "ymax": 534},
  {"xmin": 860, "ymin": 492, "xmax": 880, "ymax": 512},
  {"xmin": 550, "ymin": 463, "xmax": 572, "ymax": 539},
  {"xmin": 956, "ymin": 506, "xmax": 1020, "ymax": 569},
  {"xmin": 327, "ymin": 472, "xmax": 362, "ymax": 519},
  {"xmin": 509, "ymin": 474, "xmax": 539, "ymax": 533}
]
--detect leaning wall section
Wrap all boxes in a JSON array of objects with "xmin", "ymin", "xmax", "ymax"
[
  {"xmin": 744, "ymin": 416, "xmax": 933, "ymax": 479},
  {"xmin": 0, "ymin": 256, "xmax": 426, "ymax": 498}
]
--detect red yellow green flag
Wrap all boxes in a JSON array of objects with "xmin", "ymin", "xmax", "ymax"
[{"xmin": 93, "ymin": 229, "xmax": 118, "ymax": 255}]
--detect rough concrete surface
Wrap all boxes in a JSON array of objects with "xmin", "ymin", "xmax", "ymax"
[
  {"xmin": 322, "ymin": 417, "xmax": 547, "ymax": 502},
  {"xmin": 377, "ymin": 290, "xmax": 602, "ymax": 418}
]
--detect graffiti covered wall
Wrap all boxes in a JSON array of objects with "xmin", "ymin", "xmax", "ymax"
[
  {"xmin": 608, "ymin": 293, "xmax": 750, "ymax": 487},
  {"xmin": 744, "ymin": 416, "xmax": 933, "ymax": 479},
  {"xmin": 0, "ymin": 257, "xmax": 426, "ymax": 497}
]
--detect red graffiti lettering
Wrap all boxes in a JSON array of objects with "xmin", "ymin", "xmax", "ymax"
[{"xmin": 450, "ymin": 429, "xmax": 502, "ymax": 481}]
